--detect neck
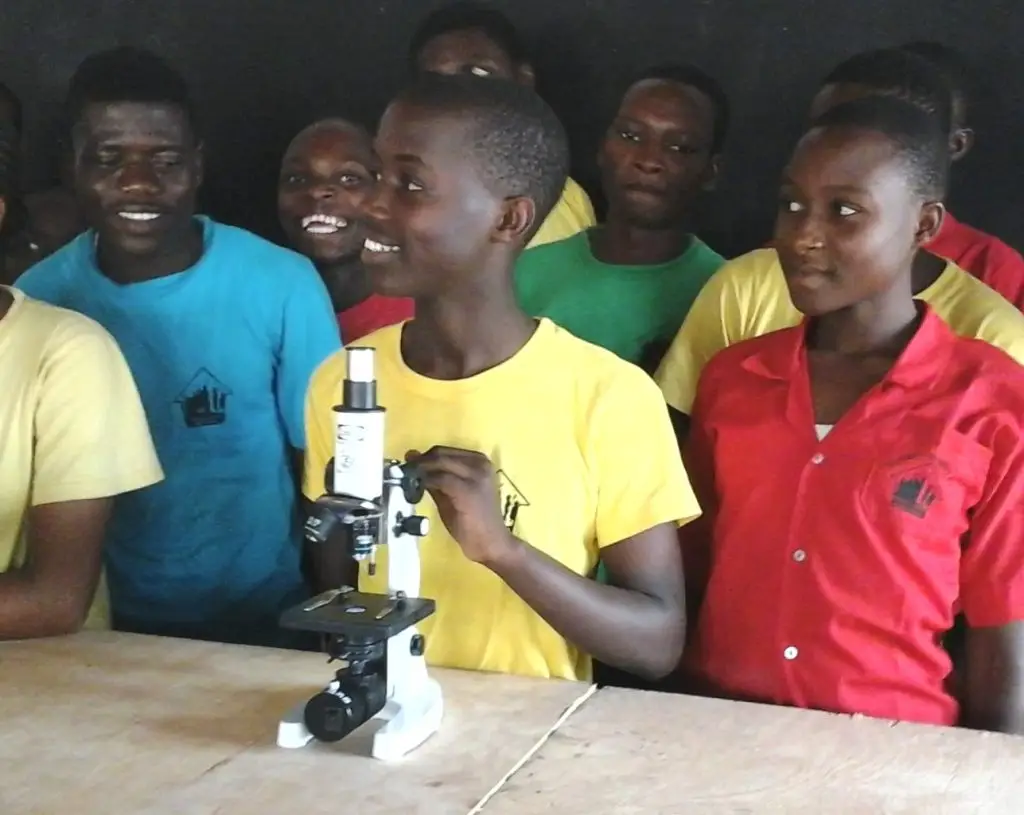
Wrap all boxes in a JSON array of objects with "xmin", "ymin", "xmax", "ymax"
[
  {"xmin": 0, "ymin": 286, "xmax": 12, "ymax": 323},
  {"xmin": 316, "ymin": 257, "xmax": 371, "ymax": 313},
  {"xmin": 402, "ymin": 283, "xmax": 535, "ymax": 380},
  {"xmin": 809, "ymin": 284, "xmax": 920, "ymax": 357},
  {"xmin": 97, "ymin": 220, "xmax": 204, "ymax": 285},
  {"xmin": 910, "ymin": 250, "xmax": 947, "ymax": 294},
  {"xmin": 590, "ymin": 214, "xmax": 693, "ymax": 265}
]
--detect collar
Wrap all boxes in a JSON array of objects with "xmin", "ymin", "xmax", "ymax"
[{"xmin": 739, "ymin": 304, "xmax": 955, "ymax": 390}]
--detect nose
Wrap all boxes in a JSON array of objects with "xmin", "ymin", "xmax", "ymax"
[
  {"xmin": 310, "ymin": 182, "xmax": 336, "ymax": 201},
  {"xmin": 360, "ymin": 178, "xmax": 391, "ymax": 225},
  {"xmin": 788, "ymin": 209, "xmax": 826, "ymax": 253},
  {"xmin": 633, "ymin": 141, "xmax": 666, "ymax": 175},
  {"xmin": 117, "ymin": 160, "xmax": 161, "ymax": 194}
]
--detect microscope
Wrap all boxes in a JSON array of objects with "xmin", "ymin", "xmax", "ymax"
[{"xmin": 276, "ymin": 346, "xmax": 444, "ymax": 760}]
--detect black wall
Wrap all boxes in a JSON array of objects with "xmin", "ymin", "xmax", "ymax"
[{"xmin": 2, "ymin": 0, "xmax": 1022, "ymax": 257}]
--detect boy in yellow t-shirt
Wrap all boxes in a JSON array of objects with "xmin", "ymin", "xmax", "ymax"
[
  {"xmin": 408, "ymin": 1, "xmax": 595, "ymax": 248},
  {"xmin": 0, "ymin": 285, "xmax": 163, "ymax": 637},
  {"xmin": 304, "ymin": 75, "xmax": 699, "ymax": 683}
]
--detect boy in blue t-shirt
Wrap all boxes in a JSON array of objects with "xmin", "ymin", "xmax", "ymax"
[{"xmin": 16, "ymin": 47, "xmax": 340, "ymax": 647}]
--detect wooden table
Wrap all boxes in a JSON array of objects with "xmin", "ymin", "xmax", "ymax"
[
  {"xmin": 0, "ymin": 632, "xmax": 592, "ymax": 815},
  {"xmin": 480, "ymin": 687, "xmax": 1024, "ymax": 814}
]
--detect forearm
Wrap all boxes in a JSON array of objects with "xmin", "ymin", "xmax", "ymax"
[
  {"xmin": 489, "ymin": 536, "xmax": 685, "ymax": 680},
  {"xmin": 0, "ymin": 569, "xmax": 91, "ymax": 640}
]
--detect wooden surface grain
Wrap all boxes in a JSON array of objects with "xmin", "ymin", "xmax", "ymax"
[
  {"xmin": 0, "ymin": 631, "xmax": 592, "ymax": 815},
  {"xmin": 480, "ymin": 687, "xmax": 1024, "ymax": 815}
]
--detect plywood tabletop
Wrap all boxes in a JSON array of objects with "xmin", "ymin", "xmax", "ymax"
[
  {"xmin": 0, "ymin": 631, "xmax": 592, "ymax": 815},
  {"xmin": 479, "ymin": 686, "xmax": 1024, "ymax": 815}
]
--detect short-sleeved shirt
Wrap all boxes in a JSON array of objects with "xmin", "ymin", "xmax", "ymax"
[
  {"xmin": 0, "ymin": 288, "xmax": 163, "ymax": 628},
  {"xmin": 16, "ymin": 217, "xmax": 341, "ymax": 643},
  {"xmin": 515, "ymin": 230, "xmax": 724, "ymax": 368},
  {"xmin": 683, "ymin": 306, "xmax": 1024, "ymax": 726},
  {"xmin": 303, "ymin": 318, "xmax": 700, "ymax": 681},
  {"xmin": 656, "ymin": 248, "xmax": 1024, "ymax": 415},
  {"xmin": 337, "ymin": 294, "xmax": 415, "ymax": 343},
  {"xmin": 527, "ymin": 177, "xmax": 596, "ymax": 249},
  {"xmin": 926, "ymin": 212, "xmax": 1024, "ymax": 312}
]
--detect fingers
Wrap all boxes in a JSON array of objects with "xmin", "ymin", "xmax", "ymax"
[{"xmin": 406, "ymin": 446, "xmax": 492, "ymax": 481}]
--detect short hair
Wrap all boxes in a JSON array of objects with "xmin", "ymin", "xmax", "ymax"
[
  {"xmin": 0, "ymin": 81, "xmax": 23, "ymax": 135},
  {"xmin": 65, "ymin": 47, "xmax": 197, "ymax": 139},
  {"xmin": 820, "ymin": 48, "xmax": 953, "ymax": 135},
  {"xmin": 408, "ymin": 2, "xmax": 529, "ymax": 69},
  {"xmin": 629, "ymin": 63, "xmax": 730, "ymax": 152},
  {"xmin": 393, "ymin": 74, "xmax": 568, "ymax": 234},
  {"xmin": 901, "ymin": 40, "xmax": 973, "ymax": 121},
  {"xmin": 808, "ymin": 95, "xmax": 949, "ymax": 201}
]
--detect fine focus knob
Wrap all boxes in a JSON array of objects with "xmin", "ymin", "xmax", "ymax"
[{"xmin": 401, "ymin": 515, "xmax": 430, "ymax": 537}]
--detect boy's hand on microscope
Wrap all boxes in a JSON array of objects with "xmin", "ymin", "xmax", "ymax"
[{"xmin": 406, "ymin": 447, "xmax": 521, "ymax": 570}]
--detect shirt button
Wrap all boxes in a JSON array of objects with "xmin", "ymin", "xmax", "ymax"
[
  {"xmin": 793, "ymin": 549, "xmax": 807, "ymax": 563},
  {"xmin": 783, "ymin": 646, "xmax": 799, "ymax": 660},
  {"xmin": 811, "ymin": 453, "xmax": 825, "ymax": 464}
]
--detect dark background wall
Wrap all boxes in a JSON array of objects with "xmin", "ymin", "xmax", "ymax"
[{"xmin": 1, "ymin": 0, "xmax": 1022, "ymax": 257}]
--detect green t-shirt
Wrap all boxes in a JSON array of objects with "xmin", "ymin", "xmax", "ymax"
[{"xmin": 514, "ymin": 229, "xmax": 725, "ymax": 369}]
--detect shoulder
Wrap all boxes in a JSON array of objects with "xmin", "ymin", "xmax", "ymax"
[
  {"xmin": 15, "ymin": 233, "xmax": 91, "ymax": 295},
  {"xmin": 945, "ymin": 331, "xmax": 1024, "ymax": 393},
  {"xmin": 207, "ymin": 220, "xmax": 321, "ymax": 281},
  {"xmin": 698, "ymin": 326, "xmax": 798, "ymax": 396},
  {"xmin": 561, "ymin": 176, "xmax": 594, "ymax": 210},
  {"xmin": 518, "ymin": 231, "xmax": 585, "ymax": 267},
  {"xmin": 541, "ymin": 320, "xmax": 666, "ymax": 408},
  {"xmin": 927, "ymin": 263, "xmax": 1024, "ymax": 361},
  {"xmin": 18, "ymin": 293, "xmax": 124, "ymax": 367},
  {"xmin": 715, "ymin": 247, "xmax": 783, "ymax": 283}
]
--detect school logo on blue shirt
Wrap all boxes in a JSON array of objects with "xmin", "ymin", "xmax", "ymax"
[{"xmin": 175, "ymin": 367, "xmax": 232, "ymax": 428}]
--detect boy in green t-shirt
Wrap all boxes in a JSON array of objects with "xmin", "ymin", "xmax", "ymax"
[{"xmin": 515, "ymin": 63, "xmax": 728, "ymax": 373}]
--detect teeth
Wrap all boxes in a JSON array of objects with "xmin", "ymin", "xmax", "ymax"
[
  {"xmin": 364, "ymin": 238, "xmax": 400, "ymax": 253},
  {"xmin": 301, "ymin": 214, "xmax": 348, "ymax": 233},
  {"xmin": 119, "ymin": 211, "xmax": 161, "ymax": 222}
]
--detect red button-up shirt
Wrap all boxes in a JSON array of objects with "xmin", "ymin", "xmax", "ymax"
[
  {"xmin": 682, "ymin": 306, "xmax": 1024, "ymax": 726},
  {"xmin": 925, "ymin": 213, "xmax": 1024, "ymax": 312}
]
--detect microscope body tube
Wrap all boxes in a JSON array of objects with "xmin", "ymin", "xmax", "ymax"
[{"xmin": 333, "ymin": 347, "xmax": 385, "ymax": 503}]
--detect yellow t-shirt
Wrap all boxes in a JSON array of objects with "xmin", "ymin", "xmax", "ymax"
[
  {"xmin": 0, "ymin": 288, "xmax": 163, "ymax": 628},
  {"xmin": 304, "ymin": 318, "xmax": 699, "ymax": 681},
  {"xmin": 656, "ymin": 248, "xmax": 1024, "ymax": 415},
  {"xmin": 527, "ymin": 177, "xmax": 596, "ymax": 249}
]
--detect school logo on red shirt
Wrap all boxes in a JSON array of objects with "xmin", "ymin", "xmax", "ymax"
[{"xmin": 892, "ymin": 476, "xmax": 938, "ymax": 518}]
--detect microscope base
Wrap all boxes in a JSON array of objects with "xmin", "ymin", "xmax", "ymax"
[{"xmin": 276, "ymin": 678, "xmax": 444, "ymax": 759}]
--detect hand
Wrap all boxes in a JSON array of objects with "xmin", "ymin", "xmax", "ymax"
[{"xmin": 406, "ymin": 446, "xmax": 520, "ymax": 568}]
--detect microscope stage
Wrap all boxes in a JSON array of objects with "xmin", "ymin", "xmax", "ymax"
[{"xmin": 279, "ymin": 591, "xmax": 435, "ymax": 638}]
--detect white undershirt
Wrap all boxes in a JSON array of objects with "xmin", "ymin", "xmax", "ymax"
[{"xmin": 814, "ymin": 424, "xmax": 833, "ymax": 441}]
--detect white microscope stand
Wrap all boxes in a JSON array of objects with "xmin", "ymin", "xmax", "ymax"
[{"xmin": 277, "ymin": 464, "xmax": 443, "ymax": 759}]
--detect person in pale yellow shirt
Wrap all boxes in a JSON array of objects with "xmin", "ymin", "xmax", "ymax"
[
  {"xmin": 305, "ymin": 75, "xmax": 699, "ymax": 683},
  {"xmin": 408, "ymin": 1, "xmax": 596, "ymax": 248},
  {"xmin": 656, "ymin": 247, "xmax": 1024, "ymax": 421},
  {"xmin": 0, "ymin": 285, "xmax": 163, "ymax": 638}
]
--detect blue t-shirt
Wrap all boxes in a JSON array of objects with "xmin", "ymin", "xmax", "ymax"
[{"xmin": 17, "ymin": 217, "xmax": 341, "ymax": 645}]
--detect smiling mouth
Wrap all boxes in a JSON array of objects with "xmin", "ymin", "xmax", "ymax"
[
  {"xmin": 363, "ymin": 237, "xmax": 400, "ymax": 255},
  {"xmin": 301, "ymin": 214, "xmax": 350, "ymax": 235},
  {"xmin": 118, "ymin": 211, "xmax": 162, "ymax": 222}
]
